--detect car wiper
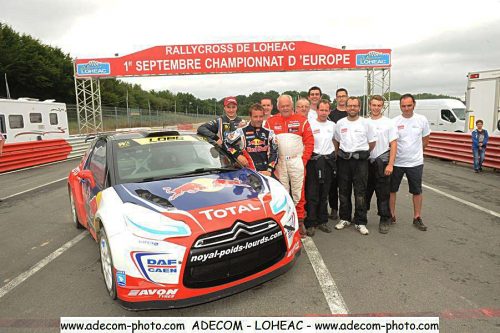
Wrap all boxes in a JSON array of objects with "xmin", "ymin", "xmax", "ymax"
[
  {"xmin": 174, "ymin": 167, "xmax": 239, "ymax": 176},
  {"xmin": 140, "ymin": 167, "xmax": 239, "ymax": 182}
]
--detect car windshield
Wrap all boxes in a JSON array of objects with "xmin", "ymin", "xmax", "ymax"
[
  {"xmin": 112, "ymin": 135, "xmax": 239, "ymax": 184},
  {"xmin": 452, "ymin": 108, "xmax": 466, "ymax": 120}
]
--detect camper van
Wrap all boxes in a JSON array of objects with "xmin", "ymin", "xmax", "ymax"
[
  {"xmin": 386, "ymin": 99, "xmax": 466, "ymax": 132},
  {"xmin": 0, "ymin": 98, "xmax": 69, "ymax": 143}
]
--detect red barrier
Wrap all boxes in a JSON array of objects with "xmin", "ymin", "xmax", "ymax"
[
  {"xmin": 0, "ymin": 139, "xmax": 72, "ymax": 173},
  {"xmin": 424, "ymin": 132, "xmax": 500, "ymax": 170}
]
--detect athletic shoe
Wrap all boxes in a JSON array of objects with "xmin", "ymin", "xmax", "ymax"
[
  {"xmin": 413, "ymin": 217, "xmax": 427, "ymax": 231},
  {"xmin": 317, "ymin": 223, "xmax": 332, "ymax": 233},
  {"xmin": 335, "ymin": 220, "xmax": 351, "ymax": 230},
  {"xmin": 355, "ymin": 224, "xmax": 369, "ymax": 235}
]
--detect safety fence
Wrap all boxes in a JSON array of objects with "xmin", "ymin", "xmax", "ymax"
[
  {"xmin": 424, "ymin": 132, "xmax": 500, "ymax": 170},
  {"xmin": 0, "ymin": 139, "xmax": 74, "ymax": 173}
]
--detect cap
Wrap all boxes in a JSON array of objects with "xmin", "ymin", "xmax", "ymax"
[{"xmin": 224, "ymin": 96, "xmax": 238, "ymax": 106}]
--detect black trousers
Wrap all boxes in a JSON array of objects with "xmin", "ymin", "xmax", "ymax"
[
  {"xmin": 305, "ymin": 158, "xmax": 333, "ymax": 228},
  {"xmin": 366, "ymin": 161, "xmax": 391, "ymax": 223},
  {"xmin": 328, "ymin": 161, "xmax": 339, "ymax": 211},
  {"xmin": 337, "ymin": 157, "xmax": 369, "ymax": 225}
]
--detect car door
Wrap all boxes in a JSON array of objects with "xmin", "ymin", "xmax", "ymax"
[{"xmin": 81, "ymin": 138, "xmax": 108, "ymax": 237}]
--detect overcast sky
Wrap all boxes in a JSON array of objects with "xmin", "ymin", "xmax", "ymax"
[{"xmin": 2, "ymin": 0, "xmax": 500, "ymax": 100}]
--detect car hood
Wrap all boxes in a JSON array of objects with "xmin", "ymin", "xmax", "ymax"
[{"xmin": 114, "ymin": 168, "xmax": 267, "ymax": 212}]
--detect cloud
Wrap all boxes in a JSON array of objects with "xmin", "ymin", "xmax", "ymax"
[
  {"xmin": 391, "ymin": 19, "xmax": 500, "ymax": 97},
  {"xmin": 0, "ymin": 0, "xmax": 105, "ymax": 46}
]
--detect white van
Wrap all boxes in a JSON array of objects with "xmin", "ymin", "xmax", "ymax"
[
  {"xmin": 0, "ymin": 98, "xmax": 69, "ymax": 143},
  {"xmin": 386, "ymin": 99, "xmax": 466, "ymax": 132}
]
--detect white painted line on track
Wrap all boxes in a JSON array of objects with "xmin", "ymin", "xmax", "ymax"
[
  {"xmin": 0, "ymin": 231, "xmax": 87, "ymax": 299},
  {"xmin": 0, "ymin": 177, "xmax": 67, "ymax": 201},
  {"xmin": 302, "ymin": 237, "xmax": 349, "ymax": 314},
  {"xmin": 422, "ymin": 182, "xmax": 500, "ymax": 219}
]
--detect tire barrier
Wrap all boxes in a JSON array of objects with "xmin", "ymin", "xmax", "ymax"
[{"xmin": 424, "ymin": 132, "xmax": 500, "ymax": 170}]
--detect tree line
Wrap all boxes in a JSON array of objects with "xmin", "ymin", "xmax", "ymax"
[{"xmin": 0, "ymin": 23, "xmax": 459, "ymax": 116}]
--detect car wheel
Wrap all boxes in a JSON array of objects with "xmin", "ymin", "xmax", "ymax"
[
  {"xmin": 69, "ymin": 190, "xmax": 84, "ymax": 229},
  {"xmin": 99, "ymin": 228, "xmax": 117, "ymax": 299}
]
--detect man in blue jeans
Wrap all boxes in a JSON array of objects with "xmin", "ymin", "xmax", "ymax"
[{"xmin": 472, "ymin": 119, "xmax": 489, "ymax": 173}]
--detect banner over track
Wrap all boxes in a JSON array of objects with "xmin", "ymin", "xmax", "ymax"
[
  {"xmin": 73, "ymin": 41, "xmax": 392, "ymax": 133},
  {"xmin": 74, "ymin": 41, "xmax": 391, "ymax": 78}
]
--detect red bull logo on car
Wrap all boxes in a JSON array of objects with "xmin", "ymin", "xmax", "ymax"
[{"xmin": 163, "ymin": 178, "xmax": 251, "ymax": 200}]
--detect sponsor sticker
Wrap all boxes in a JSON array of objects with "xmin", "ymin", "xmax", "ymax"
[
  {"xmin": 116, "ymin": 271, "xmax": 126, "ymax": 287},
  {"xmin": 133, "ymin": 252, "xmax": 182, "ymax": 284},
  {"xmin": 127, "ymin": 288, "xmax": 178, "ymax": 299},
  {"xmin": 190, "ymin": 230, "xmax": 283, "ymax": 263}
]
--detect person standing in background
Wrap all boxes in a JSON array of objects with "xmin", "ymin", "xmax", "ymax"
[
  {"xmin": 295, "ymin": 98, "xmax": 311, "ymax": 118},
  {"xmin": 307, "ymin": 86, "xmax": 322, "ymax": 122},
  {"xmin": 328, "ymin": 88, "xmax": 349, "ymax": 220},
  {"xmin": 471, "ymin": 119, "xmax": 489, "ymax": 173},
  {"xmin": 198, "ymin": 96, "xmax": 244, "ymax": 145}
]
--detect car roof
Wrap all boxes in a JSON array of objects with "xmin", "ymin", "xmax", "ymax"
[{"xmin": 88, "ymin": 130, "xmax": 199, "ymax": 141}]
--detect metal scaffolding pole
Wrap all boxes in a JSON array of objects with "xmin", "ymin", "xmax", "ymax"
[
  {"xmin": 366, "ymin": 68, "xmax": 391, "ymax": 116},
  {"xmin": 74, "ymin": 74, "xmax": 103, "ymax": 134}
]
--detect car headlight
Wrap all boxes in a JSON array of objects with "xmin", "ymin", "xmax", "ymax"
[
  {"xmin": 122, "ymin": 203, "xmax": 191, "ymax": 240},
  {"xmin": 270, "ymin": 193, "xmax": 294, "ymax": 216}
]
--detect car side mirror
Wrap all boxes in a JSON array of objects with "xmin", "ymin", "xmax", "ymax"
[{"xmin": 78, "ymin": 170, "xmax": 96, "ymax": 188}]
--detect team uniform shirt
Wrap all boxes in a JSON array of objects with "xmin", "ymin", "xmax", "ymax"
[
  {"xmin": 309, "ymin": 118, "xmax": 335, "ymax": 155},
  {"xmin": 367, "ymin": 116, "xmax": 398, "ymax": 160},
  {"xmin": 308, "ymin": 109, "xmax": 318, "ymax": 122},
  {"xmin": 223, "ymin": 124, "xmax": 278, "ymax": 172},
  {"xmin": 197, "ymin": 114, "xmax": 243, "ymax": 141},
  {"xmin": 393, "ymin": 113, "xmax": 431, "ymax": 167},
  {"xmin": 334, "ymin": 117, "xmax": 377, "ymax": 152}
]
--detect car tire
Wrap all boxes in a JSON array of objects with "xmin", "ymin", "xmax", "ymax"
[
  {"xmin": 99, "ymin": 228, "xmax": 117, "ymax": 300},
  {"xmin": 69, "ymin": 190, "xmax": 84, "ymax": 229}
]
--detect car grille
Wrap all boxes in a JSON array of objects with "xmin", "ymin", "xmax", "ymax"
[{"xmin": 184, "ymin": 220, "xmax": 286, "ymax": 288}]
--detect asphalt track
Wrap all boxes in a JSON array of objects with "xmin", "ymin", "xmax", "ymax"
[{"xmin": 0, "ymin": 158, "xmax": 498, "ymax": 332}]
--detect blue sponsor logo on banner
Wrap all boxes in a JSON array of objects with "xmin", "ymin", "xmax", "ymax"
[
  {"xmin": 77, "ymin": 61, "xmax": 111, "ymax": 75},
  {"xmin": 356, "ymin": 52, "xmax": 390, "ymax": 66}
]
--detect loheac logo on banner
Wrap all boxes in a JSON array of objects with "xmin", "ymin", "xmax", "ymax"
[
  {"xmin": 356, "ymin": 51, "xmax": 391, "ymax": 66},
  {"xmin": 77, "ymin": 61, "xmax": 111, "ymax": 75}
]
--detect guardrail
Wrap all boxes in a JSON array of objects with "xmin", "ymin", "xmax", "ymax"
[
  {"xmin": 424, "ymin": 132, "xmax": 500, "ymax": 170},
  {"xmin": 0, "ymin": 139, "xmax": 73, "ymax": 173}
]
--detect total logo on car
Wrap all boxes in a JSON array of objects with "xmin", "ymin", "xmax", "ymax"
[{"xmin": 67, "ymin": 130, "xmax": 301, "ymax": 309}]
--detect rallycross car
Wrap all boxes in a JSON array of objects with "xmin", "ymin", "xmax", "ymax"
[{"xmin": 67, "ymin": 131, "xmax": 301, "ymax": 309}]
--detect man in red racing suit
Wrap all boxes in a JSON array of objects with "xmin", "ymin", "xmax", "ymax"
[{"xmin": 266, "ymin": 95, "xmax": 314, "ymax": 228}]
